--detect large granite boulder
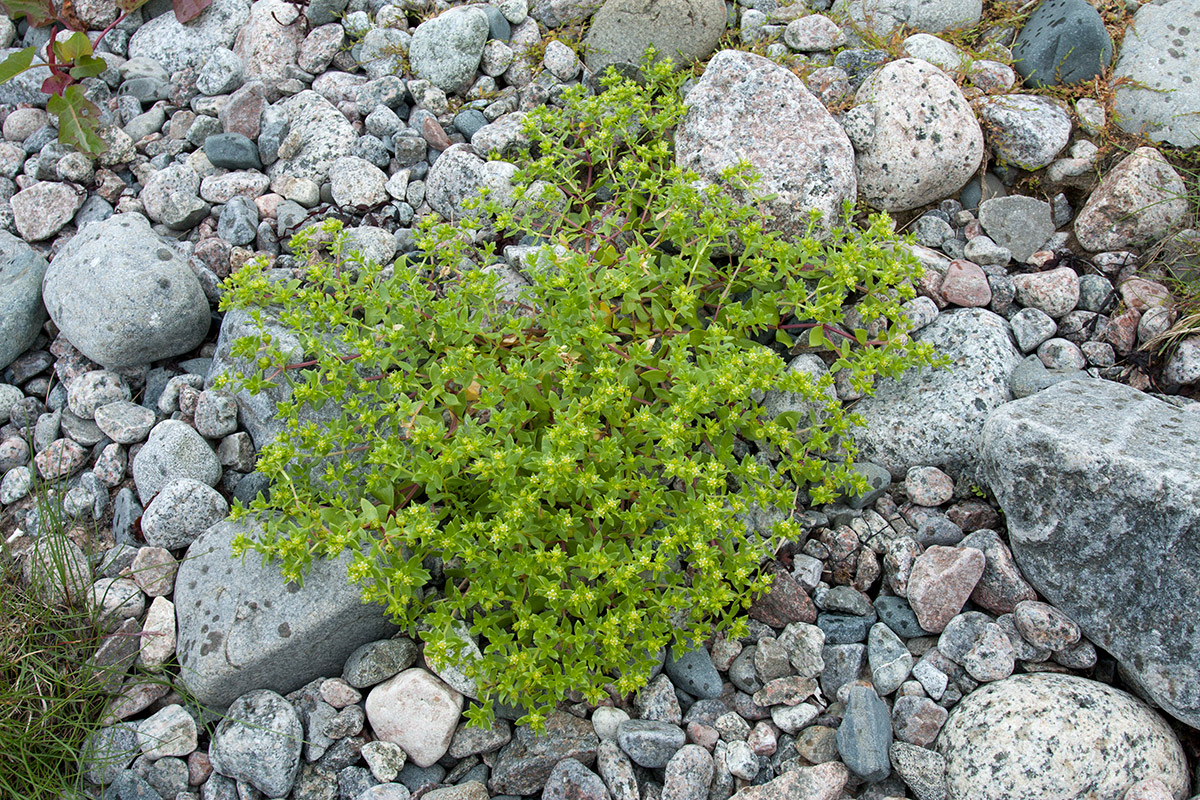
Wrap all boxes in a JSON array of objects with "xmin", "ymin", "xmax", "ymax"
[
  {"xmin": 852, "ymin": 308, "xmax": 1021, "ymax": 482},
  {"xmin": 0, "ymin": 231, "xmax": 47, "ymax": 370},
  {"xmin": 675, "ymin": 50, "xmax": 855, "ymax": 241},
  {"xmin": 41, "ymin": 214, "xmax": 210, "ymax": 368},
  {"xmin": 1011, "ymin": 0, "xmax": 1112, "ymax": 88},
  {"xmin": 937, "ymin": 673, "xmax": 1187, "ymax": 800},
  {"xmin": 1113, "ymin": 0, "xmax": 1200, "ymax": 147},
  {"xmin": 127, "ymin": 0, "xmax": 251, "ymax": 73},
  {"xmin": 175, "ymin": 518, "xmax": 399, "ymax": 710},
  {"xmin": 852, "ymin": 58, "xmax": 983, "ymax": 212},
  {"xmin": 583, "ymin": 0, "xmax": 727, "ymax": 74},
  {"xmin": 979, "ymin": 378, "xmax": 1200, "ymax": 729}
]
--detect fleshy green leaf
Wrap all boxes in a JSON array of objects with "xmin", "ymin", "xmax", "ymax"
[
  {"xmin": 0, "ymin": 47, "xmax": 36, "ymax": 84},
  {"xmin": 69, "ymin": 54, "xmax": 107, "ymax": 80},
  {"xmin": 52, "ymin": 31, "xmax": 93, "ymax": 63},
  {"xmin": 47, "ymin": 84, "xmax": 107, "ymax": 155}
]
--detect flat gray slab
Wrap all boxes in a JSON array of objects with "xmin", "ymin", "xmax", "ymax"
[{"xmin": 175, "ymin": 518, "xmax": 399, "ymax": 711}]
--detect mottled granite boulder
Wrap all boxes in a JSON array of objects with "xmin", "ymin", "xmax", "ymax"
[
  {"xmin": 675, "ymin": 50, "xmax": 855, "ymax": 241},
  {"xmin": 937, "ymin": 674, "xmax": 1187, "ymax": 800}
]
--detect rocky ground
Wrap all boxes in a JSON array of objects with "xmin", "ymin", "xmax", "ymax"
[{"xmin": 1, "ymin": 0, "xmax": 1200, "ymax": 797}]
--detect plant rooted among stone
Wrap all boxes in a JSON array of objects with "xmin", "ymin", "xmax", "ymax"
[{"xmin": 219, "ymin": 56, "xmax": 940, "ymax": 730}]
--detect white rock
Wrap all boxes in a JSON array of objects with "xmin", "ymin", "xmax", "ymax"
[{"xmin": 365, "ymin": 668, "xmax": 464, "ymax": 768}]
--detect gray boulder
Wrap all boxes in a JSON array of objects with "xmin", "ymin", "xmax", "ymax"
[
  {"xmin": 852, "ymin": 308, "xmax": 1021, "ymax": 482},
  {"xmin": 979, "ymin": 378, "xmax": 1200, "ymax": 729},
  {"xmin": 1113, "ymin": 0, "xmax": 1200, "ymax": 147},
  {"xmin": 936, "ymin": 674, "xmax": 1187, "ymax": 800},
  {"xmin": 41, "ymin": 214, "xmax": 210, "ymax": 368},
  {"xmin": 409, "ymin": 6, "xmax": 490, "ymax": 94},
  {"xmin": 853, "ymin": 58, "xmax": 982, "ymax": 212},
  {"xmin": 1012, "ymin": 0, "xmax": 1112, "ymax": 88},
  {"xmin": 833, "ymin": 0, "xmax": 980, "ymax": 37},
  {"xmin": 174, "ymin": 518, "xmax": 400, "ymax": 710},
  {"xmin": 675, "ymin": 50, "xmax": 855, "ymax": 241},
  {"xmin": 128, "ymin": 0, "xmax": 251, "ymax": 73},
  {"xmin": 267, "ymin": 90, "xmax": 358, "ymax": 183},
  {"xmin": 209, "ymin": 689, "xmax": 303, "ymax": 797},
  {"xmin": 0, "ymin": 231, "xmax": 47, "ymax": 370},
  {"xmin": 583, "ymin": 0, "xmax": 726, "ymax": 74}
]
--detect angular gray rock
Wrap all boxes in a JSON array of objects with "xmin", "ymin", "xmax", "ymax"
[
  {"xmin": 268, "ymin": 90, "xmax": 358, "ymax": 183},
  {"xmin": 175, "ymin": 518, "xmax": 400, "ymax": 710},
  {"xmin": 975, "ymin": 94, "xmax": 1071, "ymax": 171},
  {"xmin": 128, "ymin": 0, "xmax": 251, "ymax": 73},
  {"xmin": 210, "ymin": 689, "xmax": 303, "ymax": 797},
  {"xmin": 1073, "ymin": 147, "xmax": 1189, "ymax": 252},
  {"xmin": 937, "ymin": 674, "xmax": 1187, "ymax": 800},
  {"xmin": 490, "ymin": 711, "xmax": 600, "ymax": 794},
  {"xmin": 979, "ymin": 378, "xmax": 1200, "ymax": 729},
  {"xmin": 675, "ymin": 50, "xmax": 855, "ymax": 240},
  {"xmin": 410, "ymin": 7, "xmax": 490, "ymax": 93},
  {"xmin": 836, "ymin": 684, "xmax": 892, "ymax": 782},
  {"xmin": 583, "ymin": 0, "xmax": 726, "ymax": 74},
  {"xmin": 978, "ymin": 195, "xmax": 1054, "ymax": 263},
  {"xmin": 1113, "ymin": 0, "xmax": 1200, "ymax": 147},
  {"xmin": 41, "ymin": 214, "xmax": 210, "ymax": 368},
  {"xmin": 0, "ymin": 231, "xmax": 47, "ymax": 370},
  {"xmin": 852, "ymin": 308, "xmax": 1021, "ymax": 482},
  {"xmin": 132, "ymin": 420, "xmax": 222, "ymax": 504},
  {"xmin": 853, "ymin": 59, "xmax": 983, "ymax": 212}
]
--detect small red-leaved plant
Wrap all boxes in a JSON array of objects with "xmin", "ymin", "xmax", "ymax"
[{"xmin": 0, "ymin": 0, "xmax": 213, "ymax": 153}]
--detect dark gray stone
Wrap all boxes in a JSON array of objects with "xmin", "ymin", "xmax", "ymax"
[
  {"xmin": 836, "ymin": 684, "xmax": 892, "ymax": 782},
  {"xmin": 980, "ymin": 378, "xmax": 1200, "ymax": 729},
  {"xmin": 817, "ymin": 613, "xmax": 873, "ymax": 644},
  {"xmin": 490, "ymin": 711, "xmax": 599, "ymax": 794},
  {"xmin": 174, "ymin": 518, "xmax": 400, "ymax": 710},
  {"xmin": 1013, "ymin": 0, "xmax": 1113, "ymax": 88},
  {"xmin": 874, "ymin": 596, "xmax": 928, "ymax": 638},
  {"xmin": 205, "ymin": 133, "xmax": 263, "ymax": 170},
  {"xmin": 664, "ymin": 644, "xmax": 722, "ymax": 700},
  {"xmin": 218, "ymin": 196, "xmax": 260, "ymax": 247},
  {"xmin": 616, "ymin": 720, "xmax": 686, "ymax": 769}
]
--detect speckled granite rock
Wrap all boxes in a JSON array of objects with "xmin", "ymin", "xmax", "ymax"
[
  {"xmin": 675, "ymin": 49, "xmax": 855, "ymax": 241},
  {"xmin": 852, "ymin": 308, "xmax": 1021, "ymax": 482},
  {"xmin": 936, "ymin": 673, "xmax": 1187, "ymax": 800}
]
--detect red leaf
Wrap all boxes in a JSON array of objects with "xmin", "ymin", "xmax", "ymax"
[
  {"xmin": 172, "ymin": 0, "xmax": 211, "ymax": 23},
  {"xmin": 42, "ymin": 72, "xmax": 73, "ymax": 95}
]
